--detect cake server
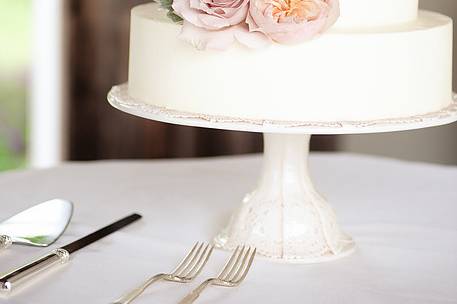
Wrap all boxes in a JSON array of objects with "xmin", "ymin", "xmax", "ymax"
[
  {"xmin": 0, "ymin": 213, "xmax": 142, "ymax": 293},
  {"xmin": 0, "ymin": 199, "xmax": 73, "ymax": 251}
]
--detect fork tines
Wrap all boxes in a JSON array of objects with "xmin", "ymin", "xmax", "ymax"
[
  {"xmin": 169, "ymin": 242, "xmax": 214, "ymax": 282},
  {"xmin": 178, "ymin": 245, "xmax": 257, "ymax": 304},
  {"xmin": 113, "ymin": 242, "xmax": 213, "ymax": 304},
  {"xmin": 216, "ymin": 245, "xmax": 257, "ymax": 287}
]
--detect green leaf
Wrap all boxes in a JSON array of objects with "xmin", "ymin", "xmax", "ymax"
[
  {"xmin": 159, "ymin": 0, "xmax": 173, "ymax": 9},
  {"xmin": 167, "ymin": 11, "xmax": 183, "ymax": 23},
  {"xmin": 154, "ymin": 0, "xmax": 183, "ymax": 23}
]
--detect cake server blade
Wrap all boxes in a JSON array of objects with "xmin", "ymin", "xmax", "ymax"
[{"xmin": 0, "ymin": 199, "xmax": 74, "ymax": 250}]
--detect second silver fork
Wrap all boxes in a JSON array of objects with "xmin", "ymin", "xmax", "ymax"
[
  {"xmin": 179, "ymin": 245, "xmax": 256, "ymax": 304},
  {"xmin": 113, "ymin": 242, "xmax": 213, "ymax": 304}
]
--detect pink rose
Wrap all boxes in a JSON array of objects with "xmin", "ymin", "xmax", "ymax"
[
  {"xmin": 173, "ymin": 0, "xmax": 270, "ymax": 50},
  {"xmin": 246, "ymin": 0, "xmax": 339, "ymax": 44},
  {"xmin": 173, "ymin": 0, "xmax": 250, "ymax": 30}
]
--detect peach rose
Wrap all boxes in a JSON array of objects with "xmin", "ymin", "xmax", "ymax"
[{"xmin": 246, "ymin": 0, "xmax": 339, "ymax": 44}]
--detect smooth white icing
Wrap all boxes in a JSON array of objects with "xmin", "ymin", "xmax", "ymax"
[
  {"xmin": 335, "ymin": 0, "xmax": 419, "ymax": 29},
  {"xmin": 128, "ymin": 3, "xmax": 453, "ymax": 122}
]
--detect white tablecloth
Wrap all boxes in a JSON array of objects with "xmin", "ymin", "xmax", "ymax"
[{"xmin": 0, "ymin": 154, "xmax": 456, "ymax": 304}]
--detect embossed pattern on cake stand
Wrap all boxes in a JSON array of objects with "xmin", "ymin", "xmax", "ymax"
[
  {"xmin": 108, "ymin": 84, "xmax": 457, "ymax": 263},
  {"xmin": 214, "ymin": 134, "xmax": 355, "ymax": 263}
]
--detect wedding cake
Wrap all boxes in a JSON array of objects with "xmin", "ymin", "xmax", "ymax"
[{"xmin": 127, "ymin": 0, "xmax": 453, "ymax": 122}]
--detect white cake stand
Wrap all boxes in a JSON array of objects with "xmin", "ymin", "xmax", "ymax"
[{"xmin": 108, "ymin": 84, "xmax": 457, "ymax": 263}]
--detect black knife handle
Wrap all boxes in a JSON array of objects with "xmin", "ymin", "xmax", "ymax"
[{"xmin": 0, "ymin": 248, "xmax": 70, "ymax": 292}]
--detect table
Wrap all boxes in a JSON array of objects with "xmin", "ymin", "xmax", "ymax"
[{"xmin": 0, "ymin": 154, "xmax": 456, "ymax": 304}]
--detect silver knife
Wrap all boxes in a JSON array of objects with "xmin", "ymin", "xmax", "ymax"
[{"xmin": 0, "ymin": 213, "xmax": 142, "ymax": 292}]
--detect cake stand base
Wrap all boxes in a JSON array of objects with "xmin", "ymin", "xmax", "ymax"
[{"xmin": 214, "ymin": 133, "xmax": 355, "ymax": 263}]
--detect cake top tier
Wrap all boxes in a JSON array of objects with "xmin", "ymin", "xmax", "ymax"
[
  {"xmin": 137, "ymin": 0, "xmax": 422, "ymax": 50},
  {"xmin": 144, "ymin": 0, "xmax": 420, "ymax": 29},
  {"xmin": 335, "ymin": 0, "xmax": 418, "ymax": 29}
]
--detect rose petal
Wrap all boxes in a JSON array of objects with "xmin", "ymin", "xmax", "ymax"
[
  {"xmin": 178, "ymin": 21, "xmax": 271, "ymax": 50},
  {"xmin": 174, "ymin": 0, "xmax": 250, "ymax": 31},
  {"xmin": 178, "ymin": 21, "xmax": 236, "ymax": 50},
  {"xmin": 323, "ymin": 0, "xmax": 340, "ymax": 30},
  {"xmin": 233, "ymin": 25, "xmax": 271, "ymax": 48},
  {"xmin": 173, "ymin": 0, "xmax": 206, "ymax": 28},
  {"xmin": 246, "ymin": 11, "xmax": 260, "ymax": 32},
  {"xmin": 198, "ymin": 13, "xmax": 232, "ymax": 29},
  {"xmin": 198, "ymin": 4, "xmax": 248, "ymax": 29},
  {"xmin": 247, "ymin": 0, "xmax": 339, "ymax": 44}
]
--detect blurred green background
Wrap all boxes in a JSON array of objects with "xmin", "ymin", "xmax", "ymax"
[{"xmin": 0, "ymin": 0, "xmax": 31, "ymax": 171}]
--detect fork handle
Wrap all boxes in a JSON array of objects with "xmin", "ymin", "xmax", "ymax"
[
  {"xmin": 178, "ymin": 279, "xmax": 214, "ymax": 304},
  {"xmin": 112, "ymin": 273, "xmax": 167, "ymax": 304},
  {"xmin": 0, "ymin": 236, "xmax": 12, "ymax": 251}
]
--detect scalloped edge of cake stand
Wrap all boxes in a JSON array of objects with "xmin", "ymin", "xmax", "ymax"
[{"xmin": 108, "ymin": 84, "xmax": 457, "ymax": 135}]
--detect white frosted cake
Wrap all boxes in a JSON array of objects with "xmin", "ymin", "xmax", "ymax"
[{"xmin": 128, "ymin": 0, "xmax": 453, "ymax": 122}]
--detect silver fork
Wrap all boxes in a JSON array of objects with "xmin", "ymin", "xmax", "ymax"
[
  {"xmin": 113, "ymin": 242, "xmax": 214, "ymax": 304},
  {"xmin": 178, "ymin": 246, "xmax": 257, "ymax": 304}
]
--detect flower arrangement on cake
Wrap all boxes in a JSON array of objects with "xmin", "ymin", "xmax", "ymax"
[{"xmin": 157, "ymin": 0, "xmax": 339, "ymax": 50}]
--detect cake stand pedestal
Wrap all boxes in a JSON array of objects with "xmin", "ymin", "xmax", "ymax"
[
  {"xmin": 108, "ymin": 84, "xmax": 457, "ymax": 263},
  {"xmin": 214, "ymin": 133, "xmax": 355, "ymax": 262}
]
